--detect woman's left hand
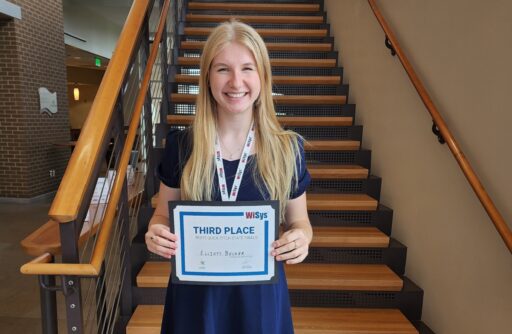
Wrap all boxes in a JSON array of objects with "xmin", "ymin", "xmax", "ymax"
[{"xmin": 271, "ymin": 228, "xmax": 309, "ymax": 264}]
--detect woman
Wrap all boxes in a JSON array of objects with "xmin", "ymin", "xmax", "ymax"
[{"xmin": 145, "ymin": 21, "xmax": 312, "ymax": 334}]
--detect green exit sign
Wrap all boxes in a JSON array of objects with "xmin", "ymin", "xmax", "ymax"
[{"xmin": 95, "ymin": 57, "xmax": 101, "ymax": 67}]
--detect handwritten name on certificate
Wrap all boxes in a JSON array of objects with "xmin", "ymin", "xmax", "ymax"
[{"xmin": 169, "ymin": 201, "xmax": 279, "ymax": 285}]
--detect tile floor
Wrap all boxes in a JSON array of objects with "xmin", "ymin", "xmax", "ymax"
[{"xmin": 0, "ymin": 201, "xmax": 67, "ymax": 333}]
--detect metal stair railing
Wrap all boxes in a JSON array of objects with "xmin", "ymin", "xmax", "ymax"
[{"xmin": 19, "ymin": 0, "xmax": 182, "ymax": 333}]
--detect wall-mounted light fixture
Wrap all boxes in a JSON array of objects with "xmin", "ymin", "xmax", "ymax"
[{"xmin": 73, "ymin": 86, "xmax": 79, "ymax": 101}]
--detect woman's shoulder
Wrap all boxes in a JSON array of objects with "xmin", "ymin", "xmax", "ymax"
[
  {"xmin": 165, "ymin": 127, "xmax": 192, "ymax": 153},
  {"xmin": 158, "ymin": 127, "xmax": 192, "ymax": 188},
  {"xmin": 165, "ymin": 127, "xmax": 192, "ymax": 146}
]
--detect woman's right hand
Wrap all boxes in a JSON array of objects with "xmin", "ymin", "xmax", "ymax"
[{"xmin": 145, "ymin": 223, "xmax": 178, "ymax": 259}]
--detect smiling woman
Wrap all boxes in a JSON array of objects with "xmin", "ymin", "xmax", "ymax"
[{"xmin": 146, "ymin": 20, "xmax": 313, "ymax": 334}]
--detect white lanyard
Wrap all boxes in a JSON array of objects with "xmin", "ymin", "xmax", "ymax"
[{"xmin": 214, "ymin": 123, "xmax": 255, "ymax": 201}]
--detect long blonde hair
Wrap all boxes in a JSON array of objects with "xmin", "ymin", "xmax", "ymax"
[{"xmin": 180, "ymin": 21, "xmax": 301, "ymax": 221}]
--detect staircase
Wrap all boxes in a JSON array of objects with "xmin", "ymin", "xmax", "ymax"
[{"xmin": 127, "ymin": 1, "xmax": 434, "ymax": 333}]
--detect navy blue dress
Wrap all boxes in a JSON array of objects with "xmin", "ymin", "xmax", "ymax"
[{"xmin": 157, "ymin": 129, "xmax": 311, "ymax": 334}]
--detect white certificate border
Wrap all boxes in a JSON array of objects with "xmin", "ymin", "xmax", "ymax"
[
  {"xmin": 169, "ymin": 201, "xmax": 279, "ymax": 285},
  {"xmin": 178, "ymin": 211, "xmax": 269, "ymax": 277}
]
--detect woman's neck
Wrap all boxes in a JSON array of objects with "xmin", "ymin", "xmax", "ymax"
[
  {"xmin": 216, "ymin": 110, "xmax": 254, "ymax": 138},
  {"xmin": 216, "ymin": 111, "xmax": 255, "ymax": 160}
]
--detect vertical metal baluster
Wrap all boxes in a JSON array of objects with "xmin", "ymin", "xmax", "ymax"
[
  {"xmin": 39, "ymin": 254, "xmax": 58, "ymax": 334},
  {"xmin": 113, "ymin": 82, "xmax": 135, "ymax": 319},
  {"xmin": 60, "ymin": 221, "xmax": 84, "ymax": 333},
  {"xmin": 94, "ymin": 264, "xmax": 107, "ymax": 333},
  {"xmin": 160, "ymin": 0, "xmax": 171, "ymax": 126},
  {"xmin": 142, "ymin": 14, "xmax": 157, "ymax": 199}
]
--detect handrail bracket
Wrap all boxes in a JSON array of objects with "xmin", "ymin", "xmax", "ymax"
[
  {"xmin": 385, "ymin": 36, "xmax": 396, "ymax": 56},
  {"xmin": 431, "ymin": 121, "xmax": 446, "ymax": 144},
  {"xmin": 38, "ymin": 275, "xmax": 78, "ymax": 296}
]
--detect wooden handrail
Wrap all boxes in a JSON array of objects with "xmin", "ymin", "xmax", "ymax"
[
  {"xmin": 20, "ymin": 0, "xmax": 171, "ymax": 276},
  {"xmin": 367, "ymin": 0, "xmax": 512, "ymax": 253},
  {"xmin": 90, "ymin": 0, "xmax": 170, "ymax": 273},
  {"xmin": 48, "ymin": 0, "xmax": 150, "ymax": 223}
]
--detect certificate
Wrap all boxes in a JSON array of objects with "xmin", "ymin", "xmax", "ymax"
[{"xmin": 169, "ymin": 201, "xmax": 279, "ymax": 285}]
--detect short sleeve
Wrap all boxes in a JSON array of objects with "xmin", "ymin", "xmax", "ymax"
[
  {"xmin": 290, "ymin": 138, "xmax": 311, "ymax": 199},
  {"xmin": 157, "ymin": 129, "xmax": 190, "ymax": 188}
]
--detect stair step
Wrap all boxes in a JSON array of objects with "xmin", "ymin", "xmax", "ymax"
[
  {"xmin": 181, "ymin": 41, "xmax": 333, "ymax": 52},
  {"xmin": 170, "ymin": 93, "xmax": 346, "ymax": 105},
  {"xmin": 175, "ymin": 74, "xmax": 340, "ymax": 85},
  {"xmin": 173, "ymin": 83, "xmax": 345, "ymax": 97},
  {"xmin": 184, "ymin": 27, "xmax": 328, "ymax": 37},
  {"xmin": 170, "ymin": 104, "xmax": 353, "ymax": 119},
  {"xmin": 305, "ymin": 150, "xmax": 371, "ymax": 169},
  {"xmin": 186, "ymin": 14, "xmax": 324, "ymax": 24},
  {"xmin": 177, "ymin": 56, "xmax": 336, "ymax": 68},
  {"xmin": 167, "ymin": 115, "xmax": 352, "ymax": 127},
  {"xmin": 308, "ymin": 204, "xmax": 392, "ymax": 235},
  {"xmin": 308, "ymin": 164, "xmax": 368, "ymax": 179},
  {"xmin": 137, "ymin": 262, "xmax": 402, "ymax": 291},
  {"xmin": 151, "ymin": 190, "xmax": 375, "ymax": 212},
  {"xmin": 127, "ymin": 305, "xmax": 162, "ymax": 334},
  {"xmin": 127, "ymin": 305, "xmax": 417, "ymax": 334},
  {"xmin": 132, "ymin": 229, "xmax": 402, "ymax": 269},
  {"xmin": 305, "ymin": 140, "xmax": 360, "ymax": 151},
  {"xmin": 188, "ymin": 2, "xmax": 321, "ymax": 13},
  {"xmin": 292, "ymin": 307, "xmax": 419, "ymax": 334},
  {"xmin": 286, "ymin": 263, "xmax": 403, "ymax": 291},
  {"xmin": 308, "ymin": 176, "xmax": 380, "ymax": 202},
  {"xmin": 172, "ymin": 64, "xmax": 343, "ymax": 77},
  {"xmin": 305, "ymin": 239, "xmax": 406, "ymax": 275},
  {"xmin": 131, "ymin": 277, "xmax": 422, "ymax": 319},
  {"xmin": 169, "ymin": 104, "xmax": 354, "ymax": 118},
  {"xmin": 307, "ymin": 193, "xmax": 378, "ymax": 211},
  {"xmin": 137, "ymin": 262, "xmax": 169, "ymax": 288},
  {"xmin": 311, "ymin": 227, "xmax": 389, "ymax": 248}
]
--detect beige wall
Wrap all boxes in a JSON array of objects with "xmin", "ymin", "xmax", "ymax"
[{"xmin": 324, "ymin": 0, "xmax": 512, "ymax": 333}]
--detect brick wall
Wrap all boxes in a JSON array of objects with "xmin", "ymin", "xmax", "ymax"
[{"xmin": 0, "ymin": 0, "xmax": 70, "ymax": 198}]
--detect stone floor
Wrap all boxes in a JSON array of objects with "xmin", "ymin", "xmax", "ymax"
[{"xmin": 0, "ymin": 201, "xmax": 67, "ymax": 333}]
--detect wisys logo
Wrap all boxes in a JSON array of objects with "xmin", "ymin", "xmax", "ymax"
[{"xmin": 245, "ymin": 211, "xmax": 268, "ymax": 220}]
